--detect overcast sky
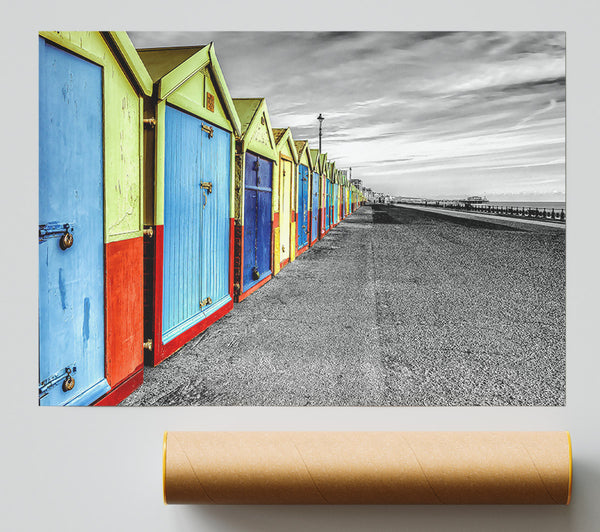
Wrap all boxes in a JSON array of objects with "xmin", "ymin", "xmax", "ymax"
[{"xmin": 129, "ymin": 31, "xmax": 565, "ymax": 201}]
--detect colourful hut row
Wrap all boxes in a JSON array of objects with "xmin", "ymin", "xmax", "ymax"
[{"xmin": 38, "ymin": 32, "xmax": 365, "ymax": 406}]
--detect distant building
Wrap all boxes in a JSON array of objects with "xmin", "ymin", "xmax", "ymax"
[{"xmin": 363, "ymin": 188, "xmax": 375, "ymax": 202}]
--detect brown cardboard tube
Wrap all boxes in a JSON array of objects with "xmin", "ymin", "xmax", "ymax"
[{"xmin": 163, "ymin": 431, "xmax": 572, "ymax": 505}]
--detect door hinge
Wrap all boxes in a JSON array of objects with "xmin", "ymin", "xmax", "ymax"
[
  {"xmin": 143, "ymin": 339, "xmax": 153, "ymax": 351},
  {"xmin": 143, "ymin": 118, "xmax": 156, "ymax": 129},
  {"xmin": 143, "ymin": 227, "xmax": 154, "ymax": 237}
]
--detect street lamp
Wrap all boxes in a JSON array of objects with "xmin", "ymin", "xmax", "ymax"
[{"xmin": 317, "ymin": 113, "xmax": 324, "ymax": 152}]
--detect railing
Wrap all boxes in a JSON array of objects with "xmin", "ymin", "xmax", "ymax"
[{"xmin": 397, "ymin": 201, "xmax": 566, "ymax": 223}]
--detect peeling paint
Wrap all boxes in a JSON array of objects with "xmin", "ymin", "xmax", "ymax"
[
  {"xmin": 107, "ymin": 206, "xmax": 135, "ymax": 233},
  {"xmin": 82, "ymin": 297, "xmax": 90, "ymax": 349},
  {"xmin": 58, "ymin": 268, "xmax": 67, "ymax": 310}
]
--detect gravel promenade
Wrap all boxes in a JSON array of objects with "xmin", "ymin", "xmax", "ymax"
[{"xmin": 122, "ymin": 204, "xmax": 565, "ymax": 406}]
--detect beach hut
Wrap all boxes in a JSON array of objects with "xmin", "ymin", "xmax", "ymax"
[
  {"xmin": 322, "ymin": 156, "xmax": 330, "ymax": 235},
  {"xmin": 231, "ymin": 98, "xmax": 278, "ymax": 302},
  {"xmin": 339, "ymin": 171, "xmax": 345, "ymax": 220},
  {"xmin": 333, "ymin": 169, "xmax": 340, "ymax": 226},
  {"xmin": 322, "ymin": 156, "xmax": 329, "ymax": 234},
  {"xmin": 337, "ymin": 170, "xmax": 344, "ymax": 223},
  {"xmin": 339, "ymin": 170, "xmax": 344, "ymax": 222},
  {"xmin": 347, "ymin": 184, "xmax": 351, "ymax": 216},
  {"xmin": 272, "ymin": 128, "xmax": 299, "ymax": 273},
  {"xmin": 347, "ymin": 185, "xmax": 351, "ymax": 215},
  {"xmin": 326, "ymin": 161, "xmax": 336, "ymax": 233},
  {"xmin": 39, "ymin": 32, "xmax": 152, "ymax": 406},
  {"xmin": 344, "ymin": 182, "xmax": 349, "ymax": 218},
  {"xmin": 344, "ymin": 175, "xmax": 349, "ymax": 218},
  {"xmin": 316, "ymin": 152, "xmax": 327, "ymax": 239},
  {"xmin": 138, "ymin": 44, "xmax": 242, "ymax": 366},
  {"xmin": 331, "ymin": 169, "xmax": 337, "ymax": 227},
  {"xmin": 309, "ymin": 149, "xmax": 321, "ymax": 246},
  {"xmin": 294, "ymin": 140, "xmax": 313, "ymax": 257},
  {"xmin": 320, "ymin": 154, "xmax": 328, "ymax": 238},
  {"xmin": 341, "ymin": 171, "xmax": 349, "ymax": 218}
]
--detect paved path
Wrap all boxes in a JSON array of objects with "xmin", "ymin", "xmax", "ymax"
[{"xmin": 122, "ymin": 205, "xmax": 565, "ymax": 407}]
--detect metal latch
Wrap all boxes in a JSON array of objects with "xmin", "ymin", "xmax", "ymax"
[
  {"xmin": 201, "ymin": 124, "xmax": 214, "ymax": 138},
  {"xmin": 39, "ymin": 363, "xmax": 77, "ymax": 398},
  {"xmin": 200, "ymin": 182, "xmax": 213, "ymax": 193},
  {"xmin": 200, "ymin": 297, "xmax": 212, "ymax": 308},
  {"xmin": 39, "ymin": 222, "xmax": 74, "ymax": 250}
]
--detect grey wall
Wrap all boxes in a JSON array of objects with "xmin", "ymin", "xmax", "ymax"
[{"xmin": 3, "ymin": 1, "xmax": 599, "ymax": 531}]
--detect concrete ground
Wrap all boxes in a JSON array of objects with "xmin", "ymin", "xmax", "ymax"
[{"xmin": 122, "ymin": 204, "xmax": 565, "ymax": 407}]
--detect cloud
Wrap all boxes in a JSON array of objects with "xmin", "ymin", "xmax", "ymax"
[
  {"xmin": 128, "ymin": 31, "xmax": 565, "ymax": 200},
  {"xmin": 510, "ymin": 98, "xmax": 558, "ymax": 130}
]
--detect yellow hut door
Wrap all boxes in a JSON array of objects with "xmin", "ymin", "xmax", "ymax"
[{"xmin": 279, "ymin": 158, "xmax": 292, "ymax": 265}]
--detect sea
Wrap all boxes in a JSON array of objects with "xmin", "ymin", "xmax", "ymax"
[{"xmin": 475, "ymin": 201, "xmax": 566, "ymax": 212}]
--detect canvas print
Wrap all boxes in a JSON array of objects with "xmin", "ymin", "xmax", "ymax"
[{"xmin": 38, "ymin": 31, "xmax": 565, "ymax": 406}]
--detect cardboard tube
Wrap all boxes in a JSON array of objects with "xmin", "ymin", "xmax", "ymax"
[{"xmin": 163, "ymin": 431, "xmax": 572, "ymax": 505}]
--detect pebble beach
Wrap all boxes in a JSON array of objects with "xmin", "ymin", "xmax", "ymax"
[{"xmin": 122, "ymin": 204, "xmax": 565, "ymax": 407}]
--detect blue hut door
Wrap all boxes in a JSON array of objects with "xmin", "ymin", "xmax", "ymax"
[
  {"xmin": 298, "ymin": 164, "xmax": 309, "ymax": 248},
  {"xmin": 39, "ymin": 38, "xmax": 109, "ymax": 406},
  {"xmin": 200, "ymin": 122, "xmax": 231, "ymax": 314},
  {"xmin": 325, "ymin": 180, "xmax": 330, "ymax": 230},
  {"xmin": 163, "ymin": 105, "xmax": 203, "ymax": 343},
  {"xmin": 243, "ymin": 153, "xmax": 272, "ymax": 291},
  {"xmin": 333, "ymin": 184, "xmax": 337, "ymax": 223},
  {"xmin": 311, "ymin": 172, "xmax": 319, "ymax": 242},
  {"xmin": 163, "ymin": 106, "xmax": 232, "ymax": 343}
]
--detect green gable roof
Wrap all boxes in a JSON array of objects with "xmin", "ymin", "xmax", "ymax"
[
  {"xmin": 294, "ymin": 140, "xmax": 313, "ymax": 171},
  {"xmin": 233, "ymin": 98, "xmax": 262, "ymax": 137},
  {"xmin": 232, "ymin": 98, "xmax": 278, "ymax": 161},
  {"xmin": 273, "ymin": 127, "xmax": 299, "ymax": 164},
  {"xmin": 108, "ymin": 32, "xmax": 153, "ymax": 96},
  {"xmin": 137, "ymin": 43, "xmax": 241, "ymax": 136},
  {"xmin": 309, "ymin": 149, "xmax": 320, "ymax": 173},
  {"xmin": 136, "ymin": 45, "xmax": 203, "ymax": 83}
]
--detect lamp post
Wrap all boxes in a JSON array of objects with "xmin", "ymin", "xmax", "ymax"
[{"xmin": 317, "ymin": 113, "xmax": 324, "ymax": 152}]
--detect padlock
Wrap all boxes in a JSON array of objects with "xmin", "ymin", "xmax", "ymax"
[
  {"xmin": 251, "ymin": 266, "xmax": 260, "ymax": 280},
  {"xmin": 59, "ymin": 231, "xmax": 74, "ymax": 250},
  {"xmin": 62, "ymin": 374, "xmax": 75, "ymax": 392}
]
